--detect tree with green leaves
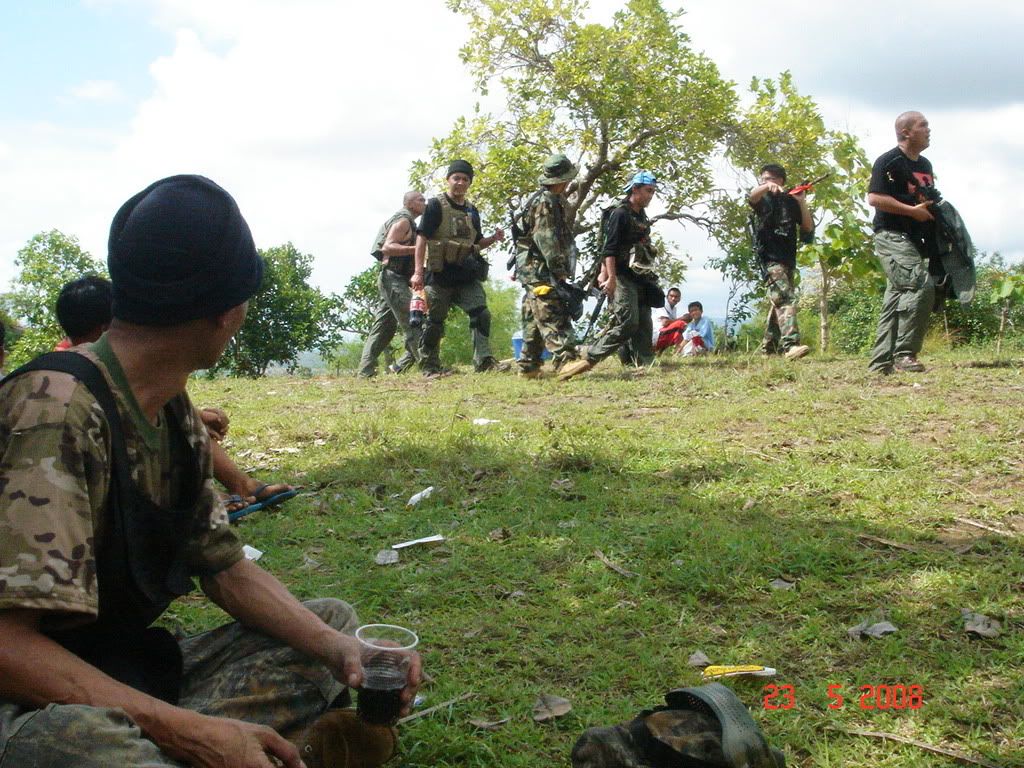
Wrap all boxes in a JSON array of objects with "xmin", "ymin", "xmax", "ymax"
[
  {"xmin": 2, "ymin": 230, "xmax": 107, "ymax": 368},
  {"xmin": 411, "ymin": 0, "xmax": 735, "ymax": 282},
  {"xmin": 215, "ymin": 243, "xmax": 343, "ymax": 377},
  {"xmin": 718, "ymin": 72, "xmax": 876, "ymax": 351}
]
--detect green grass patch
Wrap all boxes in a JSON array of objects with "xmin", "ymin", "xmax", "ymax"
[{"xmin": 178, "ymin": 351, "xmax": 1023, "ymax": 767}]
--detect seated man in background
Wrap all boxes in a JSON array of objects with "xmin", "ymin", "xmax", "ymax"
[
  {"xmin": 54, "ymin": 275, "xmax": 113, "ymax": 350},
  {"xmin": 52, "ymin": 276, "xmax": 294, "ymax": 520},
  {"xmin": 681, "ymin": 301, "xmax": 715, "ymax": 356}
]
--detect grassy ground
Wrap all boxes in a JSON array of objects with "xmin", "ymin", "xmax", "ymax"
[{"xmin": 181, "ymin": 350, "xmax": 1023, "ymax": 767}]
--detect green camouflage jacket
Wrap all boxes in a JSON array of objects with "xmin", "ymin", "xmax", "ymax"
[{"xmin": 516, "ymin": 189, "xmax": 575, "ymax": 287}]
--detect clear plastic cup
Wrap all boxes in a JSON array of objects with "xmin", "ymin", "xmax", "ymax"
[{"xmin": 355, "ymin": 624, "xmax": 418, "ymax": 725}]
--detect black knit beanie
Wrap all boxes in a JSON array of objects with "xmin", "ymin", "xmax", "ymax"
[
  {"xmin": 446, "ymin": 159, "xmax": 474, "ymax": 180},
  {"xmin": 107, "ymin": 175, "xmax": 263, "ymax": 326}
]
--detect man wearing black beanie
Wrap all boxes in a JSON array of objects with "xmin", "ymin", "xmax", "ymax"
[
  {"xmin": 411, "ymin": 159, "xmax": 508, "ymax": 375},
  {"xmin": 0, "ymin": 175, "xmax": 418, "ymax": 768}
]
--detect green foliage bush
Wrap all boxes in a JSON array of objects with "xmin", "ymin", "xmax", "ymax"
[
  {"xmin": 2, "ymin": 230, "xmax": 107, "ymax": 369},
  {"xmin": 216, "ymin": 243, "xmax": 343, "ymax": 377}
]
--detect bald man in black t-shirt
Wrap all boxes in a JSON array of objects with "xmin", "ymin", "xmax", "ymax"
[{"xmin": 866, "ymin": 111, "xmax": 938, "ymax": 374}]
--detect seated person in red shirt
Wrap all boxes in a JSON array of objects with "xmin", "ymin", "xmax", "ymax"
[
  {"xmin": 654, "ymin": 313, "xmax": 692, "ymax": 354},
  {"xmin": 53, "ymin": 276, "xmax": 294, "ymax": 519}
]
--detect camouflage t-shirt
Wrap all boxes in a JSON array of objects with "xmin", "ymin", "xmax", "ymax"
[{"xmin": 0, "ymin": 335, "xmax": 243, "ymax": 629}]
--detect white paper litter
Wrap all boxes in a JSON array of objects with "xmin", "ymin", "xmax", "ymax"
[
  {"xmin": 242, "ymin": 544, "xmax": 264, "ymax": 561},
  {"xmin": 472, "ymin": 418, "xmax": 500, "ymax": 426},
  {"xmin": 407, "ymin": 486, "xmax": 434, "ymax": 506},
  {"xmin": 392, "ymin": 534, "xmax": 445, "ymax": 550}
]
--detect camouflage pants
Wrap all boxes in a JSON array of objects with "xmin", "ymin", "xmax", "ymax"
[
  {"xmin": 358, "ymin": 268, "xmax": 421, "ymax": 376},
  {"xmin": 519, "ymin": 287, "xmax": 579, "ymax": 372},
  {"xmin": 761, "ymin": 262, "xmax": 801, "ymax": 353},
  {"xmin": 419, "ymin": 280, "xmax": 493, "ymax": 373},
  {"xmin": 586, "ymin": 272, "xmax": 654, "ymax": 366},
  {"xmin": 0, "ymin": 598, "xmax": 357, "ymax": 767},
  {"xmin": 868, "ymin": 230, "xmax": 934, "ymax": 372}
]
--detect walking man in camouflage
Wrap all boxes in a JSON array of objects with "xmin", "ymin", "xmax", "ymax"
[
  {"xmin": 748, "ymin": 163, "xmax": 812, "ymax": 360},
  {"xmin": 358, "ymin": 191, "xmax": 426, "ymax": 377},
  {"xmin": 559, "ymin": 171, "xmax": 661, "ymax": 381},
  {"xmin": 867, "ymin": 111, "xmax": 938, "ymax": 374},
  {"xmin": 411, "ymin": 159, "xmax": 506, "ymax": 375},
  {"xmin": 0, "ymin": 175, "xmax": 419, "ymax": 768},
  {"xmin": 514, "ymin": 154, "xmax": 582, "ymax": 378}
]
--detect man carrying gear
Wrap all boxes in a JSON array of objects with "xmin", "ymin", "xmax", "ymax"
[
  {"xmin": 513, "ymin": 154, "xmax": 584, "ymax": 378},
  {"xmin": 559, "ymin": 171, "xmax": 662, "ymax": 381},
  {"xmin": 867, "ymin": 111, "xmax": 939, "ymax": 374},
  {"xmin": 748, "ymin": 163, "xmax": 813, "ymax": 360},
  {"xmin": 358, "ymin": 191, "xmax": 427, "ymax": 377},
  {"xmin": 411, "ymin": 159, "xmax": 506, "ymax": 376},
  {"xmin": 0, "ymin": 175, "xmax": 420, "ymax": 768}
]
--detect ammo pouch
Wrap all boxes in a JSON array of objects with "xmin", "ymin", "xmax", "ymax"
[
  {"xmin": 571, "ymin": 682, "xmax": 785, "ymax": 768},
  {"xmin": 554, "ymin": 281, "xmax": 587, "ymax": 321},
  {"xmin": 467, "ymin": 253, "xmax": 490, "ymax": 282},
  {"xmin": 425, "ymin": 239, "xmax": 478, "ymax": 273}
]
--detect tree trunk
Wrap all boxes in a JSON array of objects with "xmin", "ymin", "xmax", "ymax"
[
  {"xmin": 817, "ymin": 259, "xmax": 831, "ymax": 352},
  {"xmin": 996, "ymin": 299, "xmax": 1009, "ymax": 356}
]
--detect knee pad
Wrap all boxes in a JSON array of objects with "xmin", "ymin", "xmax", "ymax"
[{"xmin": 468, "ymin": 307, "xmax": 491, "ymax": 337}]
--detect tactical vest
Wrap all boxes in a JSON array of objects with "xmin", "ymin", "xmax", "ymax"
[
  {"xmin": 425, "ymin": 194, "xmax": 479, "ymax": 273},
  {"xmin": 370, "ymin": 208, "xmax": 417, "ymax": 276},
  {"xmin": 1, "ymin": 352, "xmax": 204, "ymax": 704}
]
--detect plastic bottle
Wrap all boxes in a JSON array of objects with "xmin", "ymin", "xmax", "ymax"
[{"xmin": 409, "ymin": 290, "xmax": 426, "ymax": 328}]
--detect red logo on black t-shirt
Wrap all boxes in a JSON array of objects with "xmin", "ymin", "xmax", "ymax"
[{"xmin": 908, "ymin": 171, "xmax": 933, "ymax": 193}]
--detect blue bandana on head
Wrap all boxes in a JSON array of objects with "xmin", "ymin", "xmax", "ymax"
[{"xmin": 623, "ymin": 171, "xmax": 658, "ymax": 193}]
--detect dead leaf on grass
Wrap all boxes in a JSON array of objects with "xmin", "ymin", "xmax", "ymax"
[
  {"xmin": 533, "ymin": 694, "xmax": 572, "ymax": 722},
  {"xmin": 495, "ymin": 588, "xmax": 527, "ymax": 601},
  {"xmin": 594, "ymin": 549, "xmax": 638, "ymax": 578},
  {"xmin": 688, "ymin": 651, "xmax": 712, "ymax": 668},
  {"xmin": 857, "ymin": 534, "xmax": 920, "ymax": 552},
  {"xmin": 472, "ymin": 469, "xmax": 487, "ymax": 483},
  {"xmin": 470, "ymin": 717, "xmax": 511, "ymax": 730},
  {"xmin": 848, "ymin": 620, "xmax": 898, "ymax": 640},
  {"xmin": 742, "ymin": 499, "xmax": 756, "ymax": 511},
  {"xmin": 550, "ymin": 478, "xmax": 575, "ymax": 492},
  {"xmin": 300, "ymin": 554, "xmax": 323, "ymax": 570},
  {"xmin": 375, "ymin": 549, "xmax": 399, "ymax": 566},
  {"xmin": 488, "ymin": 527, "xmax": 511, "ymax": 542},
  {"xmin": 463, "ymin": 627, "xmax": 483, "ymax": 639},
  {"xmin": 768, "ymin": 578, "xmax": 796, "ymax": 591},
  {"xmin": 962, "ymin": 610, "xmax": 1002, "ymax": 639}
]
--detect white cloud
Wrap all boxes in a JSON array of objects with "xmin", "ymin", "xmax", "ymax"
[{"xmin": 68, "ymin": 79, "xmax": 124, "ymax": 103}]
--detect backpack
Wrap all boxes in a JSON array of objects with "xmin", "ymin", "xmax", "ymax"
[
  {"xmin": 572, "ymin": 683, "xmax": 785, "ymax": 768},
  {"xmin": 369, "ymin": 210, "xmax": 415, "ymax": 261}
]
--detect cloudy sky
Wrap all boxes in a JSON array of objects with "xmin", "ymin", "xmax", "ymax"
[{"xmin": 2, "ymin": 0, "xmax": 1022, "ymax": 318}]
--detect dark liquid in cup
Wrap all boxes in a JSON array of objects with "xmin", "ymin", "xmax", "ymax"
[{"xmin": 357, "ymin": 685, "xmax": 403, "ymax": 725}]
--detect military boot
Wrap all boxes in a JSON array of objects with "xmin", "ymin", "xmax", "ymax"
[
  {"xmin": 557, "ymin": 358, "xmax": 594, "ymax": 381},
  {"xmin": 290, "ymin": 709, "xmax": 397, "ymax": 768},
  {"xmin": 783, "ymin": 344, "xmax": 810, "ymax": 360}
]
